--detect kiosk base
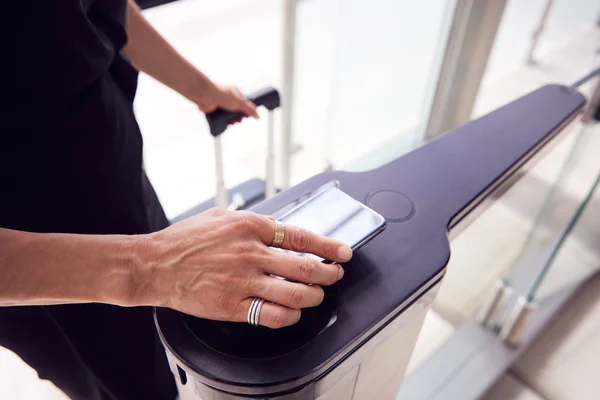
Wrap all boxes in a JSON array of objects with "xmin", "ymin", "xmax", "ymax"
[{"xmin": 166, "ymin": 283, "xmax": 441, "ymax": 400}]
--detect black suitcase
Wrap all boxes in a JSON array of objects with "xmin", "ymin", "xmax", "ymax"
[{"xmin": 171, "ymin": 87, "xmax": 281, "ymax": 223}]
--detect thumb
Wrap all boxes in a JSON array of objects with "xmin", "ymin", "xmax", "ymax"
[
  {"xmin": 199, "ymin": 103, "xmax": 217, "ymax": 114},
  {"xmin": 243, "ymin": 100, "xmax": 259, "ymax": 118}
]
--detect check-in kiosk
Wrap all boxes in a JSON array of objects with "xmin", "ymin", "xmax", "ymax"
[{"xmin": 155, "ymin": 84, "xmax": 585, "ymax": 399}]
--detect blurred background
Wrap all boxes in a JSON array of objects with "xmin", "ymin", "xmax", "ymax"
[{"xmin": 2, "ymin": 0, "xmax": 600, "ymax": 399}]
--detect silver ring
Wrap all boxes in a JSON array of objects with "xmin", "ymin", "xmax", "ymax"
[
  {"xmin": 247, "ymin": 298, "xmax": 258, "ymax": 325},
  {"xmin": 248, "ymin": 298, "xmax": 265, "ymax": 326},
  {"xmin": 253, "ymin": 298, "xmax": 265, "ymax": 326}
]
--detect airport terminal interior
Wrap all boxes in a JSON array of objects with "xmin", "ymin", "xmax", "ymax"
[{"xmin": 1, "ymin": 1, "xmax": 600, "ymax": 399}]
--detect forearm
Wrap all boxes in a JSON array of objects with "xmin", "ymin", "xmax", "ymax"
[
  {"xmin": 0, "ymin": 228, "xmax": 144, "ymax": 307},
  {"xmin": 0, "ymin": 209, "xmax": 353, "ymax": 328},
  {"xmin": 124, "ymin": 0, "xmax": 214, "ymax": 104}
]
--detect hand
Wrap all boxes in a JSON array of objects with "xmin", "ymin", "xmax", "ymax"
[
  {"xmin": 137, "ymin": 208, "xmax": 352, "ymax": 328},
  {"xmin": 195, "ymin": 84, "xmax": 259, "ymax": 119}
]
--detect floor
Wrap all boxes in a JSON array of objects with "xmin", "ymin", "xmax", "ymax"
[{"xmin": 1, "ymin": 1, "xmax": 599, "ymax": 399}]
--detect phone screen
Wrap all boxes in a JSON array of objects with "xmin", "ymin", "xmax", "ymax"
[{"xmin": 277, "ymin": 187, "xmax": 386, "ymax": 260}]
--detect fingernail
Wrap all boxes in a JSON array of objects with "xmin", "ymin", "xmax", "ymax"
[
  {"xmin": 337, "ymin": 245, "xmax": 352, "ymax": 261},
  {"xmin": 338, "ymin": 266, "xmax": 345, "ymax": 281}
]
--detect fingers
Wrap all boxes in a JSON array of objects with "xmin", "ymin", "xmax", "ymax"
[
  {"xmin": 232, "ymin": 87, "xmax": 259, "ymax": 118},
  {"xmin": 205, "ymin": 85, "xmax": 259, "ymax": 119},
  {"xmin": 258, "ymin": 302, "xmax": 301, "ymax": 328},
  {"xmin": 237, "ymin": 298, "xmax": 301, "ymax": 329},
  {"xmin": 229, "ymin": 211, "xmax": 353, "ymax": 264},
  {"xmin": 263, "ymin": 248, "xmax": 344, "ymax": 286},
  {"xmin": 254, "ymin": 276, "xmax": 325, "ymax": 308},
  {"xmin": 220, "ymin": 211, "xmax": 349, "ymax": 285},
  {"xmin": 242, "ymin": 99, "xmax": 259, "ymax": 118},
  {"xmin": 271, "ymin": 219, "xmax": 353, "ymax": 264}
]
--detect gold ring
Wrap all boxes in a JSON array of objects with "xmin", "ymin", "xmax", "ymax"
[{"xmin": 270, "ymin": 220, "xmax": 285, "ymax": 248}]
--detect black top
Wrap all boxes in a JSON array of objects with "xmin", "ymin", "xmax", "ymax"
[
  {"xmin": 0, "ymin": 0, "xmax": 148, "ymax": 235},
  {"xmin": 0, "ymin": 3, "xmax": 178, "ymax": 400}
]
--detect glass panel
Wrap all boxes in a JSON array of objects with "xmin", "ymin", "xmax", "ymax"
[
  {"xmin": 478, "ymin": 0, "xmax": 547, "ymax": 82},
  {"xmin": 473, "ymin": 0, "xmax": 600, "ymax": 117},
  {"xmin": 521, "ymin": 121, "xmax": 600, "ymax": 302},
  {"xmin": 527, "ymin": 172, "xmax": 600, "ymax": 301},
  {"xmin": 289, "ymin": 0, "xmax": 343, "ymax": 183},
  {"xmin": 403, "ymin": 116, "xmax": 598, "ymax": 380},
  {"xmin": 325, "ymin": 0, "xmax": 458, "ymax": 171},
  {"xmin": 539, "ymin": 0, "xmax": 600, "ymax": 50},
  {"xmin": 406, "ymin": 65, "xmax": 598, "ymax": 384},
  {"xmin": 505, "ymin": 122, "xmax": 599, "ymax": 276},
  {"xmin": 384, "ymin": 3, "xmax": 600, "ymax": 384},
  {"xmin": 290, "ymin": 0, "xmax": 457, "ymax": 183}
]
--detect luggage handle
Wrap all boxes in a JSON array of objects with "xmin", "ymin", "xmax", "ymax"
[
  {"xmin": 206, "ymin": 87, "xmax": 281, "ymax": 137},
  {"xmin": 206, "ymin": 87, "xmax": 281, "ymax": 209}
]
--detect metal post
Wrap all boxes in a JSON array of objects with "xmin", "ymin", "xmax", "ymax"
[
  {"xmin": 213, "ymin": 136, "xmax": 228, "ymax": 209},
  {"xmin": 279, "ymin": 0, "xmax": 297, "ymax": 189},
  {"xmin": 265, "ymin": 111, "xmax": 276, "ymax": 198},
  {"xmin": 476, "ymin": 279, "xmax": 513, "ymax": 329},
  {"xmin": 526, "ymin": 0, "xmax": 555, "ymax": 65},
  {"xmin": 582, "ymin": 76, "xmax": 600, "ymax": 123},
  {"xmin": 500, "ymin": 296, "xmax": 536, "ymax": 347},
  {"xmin": 423, "ymin": 0, "xmax": 507, "ymax": 140}
]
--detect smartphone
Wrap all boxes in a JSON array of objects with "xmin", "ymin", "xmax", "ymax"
[{"xmin": 276, "ymin": 186, "xmax": 386, "ymax": 261}]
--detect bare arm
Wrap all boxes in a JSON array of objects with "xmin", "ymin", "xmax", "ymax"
[
  {"xmin": 0, "ymin": 210, "xmax": 352, "ymax": 328},
  {"xmin": 124, "ymin": 0, "xmax": 257, "ymax": 117},
  {"xmin": 0, "ymin": 228, "xmax": 139, "ymax": 307}
]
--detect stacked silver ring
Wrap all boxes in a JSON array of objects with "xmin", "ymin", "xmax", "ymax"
[{"xmin": 247, "ymin": 297, "xmax": 265, "ymax": 327}]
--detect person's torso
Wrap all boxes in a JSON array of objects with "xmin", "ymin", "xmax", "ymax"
[
  {"xmin": 2, "ymin": 0, "xmax": 129, "ymax": 131},
  {"xmin": 0, "ymin": 0, "xmax": 150, "ymax": 234}
]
